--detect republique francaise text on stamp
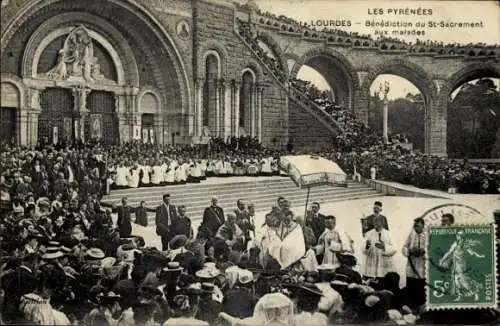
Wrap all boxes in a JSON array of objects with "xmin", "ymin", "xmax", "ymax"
[{"xmin": 426, "ymin": 224, "xmax": 497, "ymax": 310}]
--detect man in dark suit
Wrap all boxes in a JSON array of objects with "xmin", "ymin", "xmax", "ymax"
[
  {"xmin": 115, "ymin": 197, "xmax": 135, "ymax": 238},
  {"xmin": 134, "ymin": 200, "xmax": 155, "ymax": 227},
  {"xmin": 155, "ymin": 193, "xmax": 178, "ymax": 250},
  {"xmin": 305, "ymin": 202, "xmax": 326, "ymax": 243},
  {"xmin": 361, "ymin": 201, "xmax": 389, "ymax": 236},
  {"xmin": 201, "ymin": 197, "xmax": 225, "ymax": 237},
  {"xmin": 234, "ymin": 199, "xmax": 254, "ymax": 248}
]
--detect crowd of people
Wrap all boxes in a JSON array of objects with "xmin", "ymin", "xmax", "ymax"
[
  {"xmin": 287, "ymin": 88, "xmax": 500, "ymax": 194},
  {"xmin": 2, "ymin": 168, "xmax": 499, "ymax": 326}
]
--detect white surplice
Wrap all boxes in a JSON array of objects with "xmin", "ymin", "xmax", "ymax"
[
  {"xmin": 316, "ymin": 227, "xmax": 352, "ymax": 267},
  {"xmin": 269, "ymin": 222, "xmax": 306, "ymax": 270},
  {"xmin": 361, "ymin": 228, "xmax": 396, "ymax": 278}
]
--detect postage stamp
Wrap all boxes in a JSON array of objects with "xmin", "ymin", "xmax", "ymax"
[{"xmin": 426, "ymin": 224, "xmax": 497, "ymax": 310}]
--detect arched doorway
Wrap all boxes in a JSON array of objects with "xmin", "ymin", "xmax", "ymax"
[
  {"xmin": 141, "ymin": 114, "xmax": 155, "ymax": 143},
  {"xmin": 87, "ymin": 90, "xmax": 118, "ymax": 145},
  {"xmin": 0, "ymin": 82, "xmax": 19, "ymax": 145},
  {"xmin": 239, "ymin": 70, "xmax": 255, "ymax": 136},
  {"xmin": 1, "ymin": 0, "xmax": 191, "ymax": 146},
  {"xmin": 38, "ymin": 87, "xmax": 74, "ymax": 145}
]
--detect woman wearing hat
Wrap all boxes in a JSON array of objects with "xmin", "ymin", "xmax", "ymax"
[
  {"xmin": 223, "ymin": 269, "xmax": 258, "ymax": 319},
  {"xmin": 164, "ymin": 294, "xmax": 208, "ymax": 326},
  {"xmin": 219, "ymin": 292, "xmax": 295, "ymax": 326}
]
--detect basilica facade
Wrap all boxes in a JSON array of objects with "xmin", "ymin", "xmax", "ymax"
[{"xmin": 1, "ymin": 0, "xmax": 287, "ymax": 148}]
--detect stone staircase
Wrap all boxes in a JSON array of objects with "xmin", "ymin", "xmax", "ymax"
[
  {"xmin": 233, "ymin": 19, "xmax": 344, "ymax": 136},
  {"xmin": 102, "ymin": 177, "xmax": 382, "ymax": 225}
]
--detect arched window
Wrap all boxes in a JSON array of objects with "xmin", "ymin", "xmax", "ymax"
[
  {"xmin": 239, "ymin": 70, "xmax": 255, "ymax": 131},
  {"xmin": 202, "ymin": 53, "xmax": 219, "ymax": 131}
]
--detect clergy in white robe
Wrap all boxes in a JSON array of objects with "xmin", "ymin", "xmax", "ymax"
[
  {"xmin": 402, "ymin": 217, "xmax": 426, "ymax": 308},
  {"xmin": 140, "ymin": 164, "xmax": 151, "ymax": 185},
  {"xmin": 361, "ymin": 215, "xmax": 396, "ymax": 279},
  {"xmin": 161, "ymin": 162, "xmax": 170, "ymax": 184},
  {"xmin": 261, "ymin": 157, "xmax": 273, "ymax": 175},
  {"xmin": 314, "ymin": 215, "xmax": 352, "ymax": 268},
  {"xmin": 191, "ymin": 161, "xmax": 202, "ymax": 179},
  {"xmin": 127, "ymin": 166, "xmax": 140, "ymax": 188},
  {"xmin": 269, "ymin": 214, "xmax": 306, "ymax": 270},
  {"xmin": 254, "ymin": 214, "xmax": 280, "ymax": 268},
  {"xmin": 116, "ymin": 165, "xmax": 129, "ymax": 187},
  {"xmin": 151, "ymin": 163, "xmax": 163, "ymax": 185},
  {"xmin": 225, "ymin": 159, "xmax": 234, "ymax": 175}
]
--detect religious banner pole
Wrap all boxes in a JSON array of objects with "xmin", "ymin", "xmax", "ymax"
[{"xmin": 304, "ymin": 186, "xmax": 311, "ymax": 222}]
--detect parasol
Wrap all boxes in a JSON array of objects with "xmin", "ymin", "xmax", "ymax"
[{"xmin": 279, "ymin": 155, "xmax": 347, "ymax": 219}]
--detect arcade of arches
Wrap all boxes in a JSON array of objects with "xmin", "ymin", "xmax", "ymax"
[{"xmin": 1, "ymin": 0, "xmax": 499, "ymax": 156}]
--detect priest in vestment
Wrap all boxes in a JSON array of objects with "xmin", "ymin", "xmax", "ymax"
[
  {"xmin": 361, "ymin": 215, "xmax": 396, "ymax": 281},
  {"xmin": 268, "ymin": 210, "xmax": 306, "ymax": 270},
  {"xmin": 314, "ymin": 215, "xmax": 352, "ymax": 268}
]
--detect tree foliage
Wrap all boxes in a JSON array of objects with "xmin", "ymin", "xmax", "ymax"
[
  {"xmin": 368, "ymin": 93, "xmax": 425, "ymax": 152},
  {"xmin": 447, "ymin": 78, "xmax": 500, "ymax": 158}
]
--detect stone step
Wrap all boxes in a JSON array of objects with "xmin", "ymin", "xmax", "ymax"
[
  {"xmin": 102, "ymin": 177, "xmax": 382, "ymax": 224},
  {"xmin": 104, "ymin": 182, "xmax": 368, "ymax": 204},
  {"xmin": 104, "ymin": 187, "xmax": 378, "ymax": 214},
  {"xmin": 139, "ymin": 192, "xmax": 382, "ymax": 227},
  {"xmin": 105, "ymin": 177, "xmax": 293, "ymax": 198}
]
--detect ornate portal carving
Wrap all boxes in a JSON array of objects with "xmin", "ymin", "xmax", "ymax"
[{"xmin": 45, "ymin": 25, "xmax": 111, "ymax": 84}]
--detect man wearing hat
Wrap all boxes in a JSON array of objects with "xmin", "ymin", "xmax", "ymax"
[
  {"xmin": 361, "ymin": 201, "xmax": 389, "ymax": 236},
  {"xmin": 335, "ymin": 251, "xmax": 362, "ymax": 284},
  {"xmin": 196, "ymin": 283, "xmax": 223, "ymax": 325}
]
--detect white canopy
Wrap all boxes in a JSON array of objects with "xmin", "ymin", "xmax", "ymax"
[{"xmin": 279, "ymin": 155, "xmax": 347, "ymax": 188}]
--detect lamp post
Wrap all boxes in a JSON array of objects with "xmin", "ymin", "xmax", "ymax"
[{"xmin": 382, "ymin": 81, "xmax": 390, "ymax": 144}]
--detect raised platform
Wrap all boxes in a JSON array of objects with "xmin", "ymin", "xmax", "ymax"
[{"xmin": 102, "ymin": 176, "xmax": 383, "ymax": 225}]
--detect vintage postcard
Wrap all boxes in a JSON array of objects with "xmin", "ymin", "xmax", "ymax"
[{"xmin": 0, "ymin": 0, "xmax": 498, "ymax": 325}]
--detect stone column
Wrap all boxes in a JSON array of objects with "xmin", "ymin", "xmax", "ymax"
[
  {"xmin": 382, "ymin": 97, "xmax": 389, "ymax": 144},
  {"xmin": 154, "ymin": 114, "xmax": 163, "ymax": 145},
  {"xmin": 23, "ymin": 88, "xmax": 43, "ymax": 147},
  {"xmin": 214, "ymin": 78, "xmax": 221, "ymax": 136},
  {"xmin": 250, "ymin": 85, "xmax": 256, "ymax": 137},
  {"xmin": 256, "ymin": 85, "xmax": 264, "ymax": 142},
  {"xmin": 18, "ymin": 110, "xmax": 29, "ymax": 147},
  {"xmin": 223, "ymin": 80, "xmax": 232, "ymax": 139},
  {"xmin": 233, "ymin": 80, "xmax": 241, "ymax": 137},
  {"xmin": 28, "ymin": 110, "xmax": 40, "ymax": 148},
  {"xmin": 218, "ymin": 79, "xmax": 225, "ymax": 138},
  {"xmin": 196, "ymin": 78, "xmax": 204, "ymax": 136},
  {"xmin": 194, "ymin": 77, "xmax": 202, "ymax": 136},
  {"xmin": 426, "ymin": 79, "xmax": 447, "ymax": 156}
]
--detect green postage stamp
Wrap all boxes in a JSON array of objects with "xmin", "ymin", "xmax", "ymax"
[{"xmin": 426, "ymin": 224, "xmax": 497, "ymax": 309}]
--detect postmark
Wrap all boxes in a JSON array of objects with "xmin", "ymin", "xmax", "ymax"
[{"xmin": 425, "ymin": 224, "xmax": 497, "ymax": 310}]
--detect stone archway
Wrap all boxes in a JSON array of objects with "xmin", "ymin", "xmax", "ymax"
[
  {"xmin": 254, "ymin": 30, "xmax": 289, "ymax": 77},
  {"xmin": 291, "ymin": 47, "xmax": 359, "ymax": 110},
  {"xmin": 359, "ymin": 58, "xmax": 437, "ymax": 153},
  {"xmin": 1, "ymin": 0, "xmax": 191, "ymax": 146},
  {"xmin": 441, "ymin": 62, "xmax": 500, "ymax": 157}
]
